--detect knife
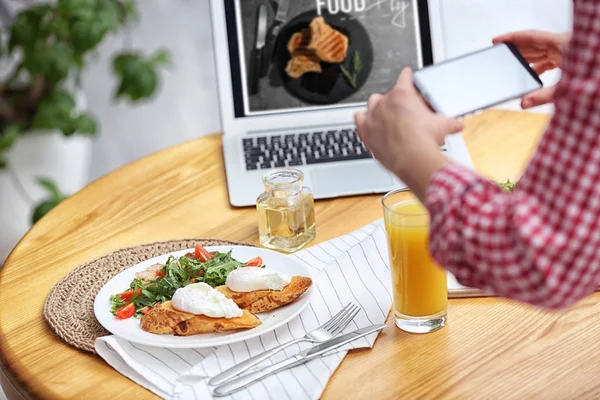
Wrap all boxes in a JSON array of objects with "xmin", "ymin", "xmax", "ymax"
[
  {"xmin": 250, "ymin": 5, "xmax": 268, "ymax": 95},
  {"xmin": 211, "ymin": 324, "xmax": 386, "ymax": 397},
  {"xmin": 260, "ymin": 0, "xmax": 289, "ymax": 77}
]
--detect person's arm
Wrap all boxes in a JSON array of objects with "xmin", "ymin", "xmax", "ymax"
[{"xmin": 426, "ymin": 3, "xmax": 600, "ymax": 309}]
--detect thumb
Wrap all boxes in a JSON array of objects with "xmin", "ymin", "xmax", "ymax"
[{"xmin": 522, "ymin": 86, "xmax": 556, "ymax": 109}]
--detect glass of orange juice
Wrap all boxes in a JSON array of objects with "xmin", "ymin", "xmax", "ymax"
[{"xmin": 383, "ymin": 189, "xmax": 447, "ymax": 333}]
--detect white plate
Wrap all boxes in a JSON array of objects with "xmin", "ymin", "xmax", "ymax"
[{"xmin": 94, "ymin": 246, "xmax": 313, "ymax": 348}]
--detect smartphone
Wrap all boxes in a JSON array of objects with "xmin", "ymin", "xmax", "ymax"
[{"xmin": 413, "ymin": 43, "xmax": 543, "ymax": 118}]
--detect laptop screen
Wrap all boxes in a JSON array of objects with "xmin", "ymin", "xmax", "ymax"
[{"xmin": 224, "ymin": 0, "xmax": 432, "ymax": 118}]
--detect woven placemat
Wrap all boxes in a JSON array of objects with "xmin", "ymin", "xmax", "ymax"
[{"xmin": 43, "ymin": 239, "xmax": 253, "ymax": 354}]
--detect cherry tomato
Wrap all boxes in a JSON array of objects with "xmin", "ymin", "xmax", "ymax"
[
  {"xmin": 190, "ymin": 278, "xmax": 197, "ymax": 283},
  {"xmin": 155, "ymin": 268, "xmax": 166, "ymax": 278},
  {"xmin": 246, "ymin": 257, "xmax": 263, "ymax": 267},
  {"xmin": 195, "ymin": 245, "xmax": 212, "ymax": 262},
  {"xmin": 119, "ymin": 289, "xmax": 142, "ymax": 302},
  {"xmin": 115, "ymin": 303, "xmax": 135, "ymax": 319}
]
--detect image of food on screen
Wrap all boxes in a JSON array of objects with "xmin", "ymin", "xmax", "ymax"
[{"xmin": 237, "ymin": 0, "xmax": 420, "ymax": 112}]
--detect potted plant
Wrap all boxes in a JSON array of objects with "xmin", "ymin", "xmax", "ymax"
[{"xmin": 0, "ymin": 0, "xmax": 170, "ymax": 261}]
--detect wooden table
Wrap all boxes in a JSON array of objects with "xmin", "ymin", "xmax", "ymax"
[{"xmin": 2, "ymin": 110, "xmax": 600, "ymax": 399}]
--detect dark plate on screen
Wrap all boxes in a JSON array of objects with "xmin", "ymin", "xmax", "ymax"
[{"xmin": 273, "ymin": 10, "xmax": 373, "ymax": 105}]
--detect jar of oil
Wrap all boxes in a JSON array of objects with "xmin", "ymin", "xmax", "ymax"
[{"xmin": 257, "ymin": 169, "xmax": 316, "ymax": 252}]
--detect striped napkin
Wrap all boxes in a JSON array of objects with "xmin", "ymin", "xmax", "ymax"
[{"xmin": 95, "ymin": 219, "xmax": 469, "ymax": 399}]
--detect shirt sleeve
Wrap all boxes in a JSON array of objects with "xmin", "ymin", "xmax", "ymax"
[{"xmin": 425, "ymin": 1, "xmax": 600, "ymax": 309}]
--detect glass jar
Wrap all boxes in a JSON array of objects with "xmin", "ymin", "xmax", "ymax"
[{"xmin": 256, "ymin": 169, "xmax": 316, "ymax": 252}]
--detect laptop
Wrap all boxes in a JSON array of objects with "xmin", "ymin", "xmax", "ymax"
[{"xmin": 209, "ymin": 0, "xmax": 473, "ymax": 207}]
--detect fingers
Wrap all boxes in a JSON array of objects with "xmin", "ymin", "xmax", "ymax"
[
  {"xmin": 354, "ymin": 111, "xmax": 367, "ymax": 135},
  {"xmin": 427, "ymin": 116, "xmax": 463, "ymax": 146},
  {"xmin": 492, "ymin": 30, "xmax": 559, "ymax": 46},
  {"xmin": 367, "ymin": 94, "xmax": 382, "ymax": 112},
  {"xmin": 521, "ymin": 86, "xmax": 556, "ymax": 109},
  {"xmin": 427, "ymin": 115, "xmax": 463, "ymax": 146},
  {"xmin": 522, "ymin": 53, "xmax": 550, "ymax": 63},
  {"xmin": 492, "ymin": 30, "xmax": 534, "ymax": 45},
  {"xmin": 531, "ymin": 61, "xmax": 555, "ymax": 75}
]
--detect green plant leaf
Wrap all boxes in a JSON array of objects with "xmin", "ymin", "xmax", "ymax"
[
  {"xmin": 31, "ymin": 198, "xmax": 63, "ymax": 224},
  {"xmin": 70, "ymin": 19, "xmax": 107, "ymax": 54},
  {"xmin": 73, "ymin": 113, "xmax": 98, "ymax": 135},
  {"xmin": 150, "ymin": 49, "xmax": 171, "ymax": 67},
  {"xmin": 57, "ymin": 0, "xmax": 96, "ymax": 17},
  {"xmin": 50, "ymin": 14, "xmax": 70, "ymax": 39},
  {"xmin": 0, "ymin": 125, "xmax": 21, "ymax": 150},
  {"xmin": 8, "ymin": 5, "xmax": 53, "ymax": 53},
  {"xmin": 113, "ymin": 52, "xmax": 141, "ymax": 75},
  {"xmin": 93, "ymin": 0, "xmax": 120, "ymax": 33},
  {"xmin": 31, "ymin": 178, "xmax": 68, "ymax": 224},
  {"xmin": 24, "ymin": 41, "xmax": 74, "ymax": 85},
  {"xmin": 37, "ymin": 177, "xmax": 64, "ymax": 200},
  {"xmin": 32, "ymin": 89, "xmax": 77, "ymax": 134},
  {"xmin": 116, "ymin": 0, "xmax": 138, "ymax": 23},
  {"xmin": 113, "ymin": 52, "xmax": 162, "ymax": 102}
]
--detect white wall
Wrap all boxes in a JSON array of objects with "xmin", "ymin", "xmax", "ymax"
[{"xmin": 82, "ymin": 0, "xmax": 221, "ymax": 181}]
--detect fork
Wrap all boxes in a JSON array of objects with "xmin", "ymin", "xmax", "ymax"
[{"xmin": 208, "ymin": 303, "xmax": 360, "ymax": 386}]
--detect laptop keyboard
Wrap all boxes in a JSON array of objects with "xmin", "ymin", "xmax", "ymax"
[
  {"xmin": 243, "ymin": 128, "xmax": 448, "ymax": 171},
  {"xmin": 243, "ymin": 128, "xmax": 372, "ymax": 170}
]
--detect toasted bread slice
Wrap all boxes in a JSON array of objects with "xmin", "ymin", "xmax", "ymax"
[
  {"xmin": 216, "ymin": 276, "xmax": 312, "ymax": 313},
  {"xmin": 308, "ymin": 17, "xmax": 348, "ymax": 63},
  {"xmin": 140, "ymin": 301, "xmax": 261, "ymax": 336},
  {"xmin": 139, "ymin": 300, "xmax": 195, "ymax": 334}
]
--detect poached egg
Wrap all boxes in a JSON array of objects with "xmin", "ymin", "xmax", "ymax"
[
  {"xmin": 171, "ymin": 282, "xmax": 242, "ymax": 318},
  {"xmin": 226, "ymin": 267, "xmax": 292, "ymax": 292}
]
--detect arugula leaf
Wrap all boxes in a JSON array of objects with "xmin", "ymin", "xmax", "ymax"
[
  {"xmin": 498, "ymin": 179, "xmax": 517, "ymax": 192},
  {"xmin": 109, "ymin": 251, "xmax": 244, "ymax": 317}
]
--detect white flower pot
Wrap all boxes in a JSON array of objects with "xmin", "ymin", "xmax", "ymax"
[{"xmin": 0, "ymin": 92, "xmax": 92, "ymax": 264}]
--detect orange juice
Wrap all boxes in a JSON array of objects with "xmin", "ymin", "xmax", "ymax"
[{"xmin": 385, "ymin": 201, "xmax": 447, "ymax": 317}]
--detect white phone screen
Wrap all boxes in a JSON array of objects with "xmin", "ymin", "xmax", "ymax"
[{"xmin": 413, "ymin": 44, "xmax": 542, "ymax": 118}]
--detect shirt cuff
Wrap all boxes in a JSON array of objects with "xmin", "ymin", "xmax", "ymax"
[{"xmin": 425, "ymin": 162, "xmax": 482, "ymax": 211}]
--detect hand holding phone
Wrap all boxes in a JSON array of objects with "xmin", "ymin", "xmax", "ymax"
[
  {"xmin": 492, "ymin": 30, "xmax": 570, "ymax": 109},
  {"xmin": 413, "ymin": 43, "xmax": 543, "ymax": 118}
]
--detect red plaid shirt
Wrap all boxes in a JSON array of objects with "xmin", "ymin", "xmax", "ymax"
[{"xmin": 426, "ymin": 1, "xmax": 600, "ymax": 309}]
